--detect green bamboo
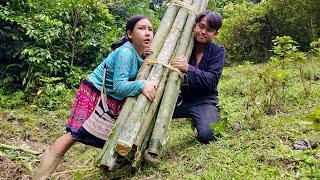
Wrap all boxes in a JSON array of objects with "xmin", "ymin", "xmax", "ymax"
[
  {"xmin": 136, "ymin": 2, "xmax": 180, "ymax": 80},
  {"xmin": 200, "ymin": 0, "xmax": 208, "ymax": 11},
  {"xmin": 147, "ymin": 71, "xmax": 181, "ymax": 155},
  {"xmin": 133, "ymin": 69, "xmax": 168, "ymax": 149},
  {"xmin": 147, "ymin": 0, "xmax": 205, "ymax": 158},
  {"xmin": 115, "ymin": 0, "xmax": 192, "ymax": 157},
  {"xmin": 131, "ymin": 113, "xmax": 157, "ymax": 171},
  {"xmin": 133, "ymin": 43, "xmax": 179, "ymax": 150},
  {"xmin": 96, "ymin": 1, "xmax": 180, "ymax": 169},
  {"xmin": 0, "ymin": 143, "xmax": 40, "ymax": 155},
  {"xmin": 96, "ymin": 97, "xmax": 136, "ymax": 168},
  {"xmin": 185, "ymin": 33, "xmax": 194, "ymax": 59}
]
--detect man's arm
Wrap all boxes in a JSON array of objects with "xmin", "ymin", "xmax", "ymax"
[{"xmin": 184, "ymin": 46, "xmax": 225, "ymax": 92}]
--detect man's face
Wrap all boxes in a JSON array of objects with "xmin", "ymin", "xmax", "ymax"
[{"xmin": 193, "ymin": 17, "xmax": 217, "ymax": 44}]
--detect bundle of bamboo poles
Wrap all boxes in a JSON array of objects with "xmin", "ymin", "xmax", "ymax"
[{"xmin": 96, "ymin": 0, "xmax": 208, "ymax": 171}]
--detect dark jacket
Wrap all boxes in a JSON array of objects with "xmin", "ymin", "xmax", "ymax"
[{"xmin": 180, "ymin": 42, "xmax": 225, "ymax": 106}]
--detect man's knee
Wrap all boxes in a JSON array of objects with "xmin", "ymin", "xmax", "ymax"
[{"xmin": 197, "ymin": 128, "xmax": 216, "ymax": 144}]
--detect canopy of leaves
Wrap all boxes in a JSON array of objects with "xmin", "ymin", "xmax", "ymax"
[{"xmin": 215, "ymin": 0, "xmax": 320, "ymax": 63}]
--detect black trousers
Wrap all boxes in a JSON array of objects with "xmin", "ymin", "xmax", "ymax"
[{"xmin": 173, "ymin": 103, "xmax": 221, "ymax": 144}]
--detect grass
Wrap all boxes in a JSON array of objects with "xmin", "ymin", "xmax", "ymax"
[{"xmin": 0, "ymin": 58, "xmax": 319, "ymax": 179}]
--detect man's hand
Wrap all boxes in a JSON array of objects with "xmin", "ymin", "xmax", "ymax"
[{"xmin": 170, "ymin": 55, "xmax": 189, "ymax": 73}]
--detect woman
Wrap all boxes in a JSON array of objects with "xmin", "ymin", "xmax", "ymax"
[{"xmin": 35, "ymin": 15, "xmax": 157, "ymax": 179}]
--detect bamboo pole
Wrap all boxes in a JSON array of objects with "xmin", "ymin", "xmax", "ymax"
[
  {"xmin": 185, "ymin": 33, "xmax": 194, "ymax": 59},
  {"xmin": 115, "ymin": 0, "xmax": 192, "ymax": 157},
  {"xmin": 146, "ymin": 0, "xmax": 206, "ymax": 159},
  {"xmin": 133, "ymin": 69, "xmax": 168, "ymax": 149},
  {"xmin": 96, "ymin": 97, "xmax": 136, "ymax": 168},
  {"xmin": 0, "ymin": 143, "xmax": 40, "ymax": 155},
  {"xmin": 96, "ymin": 1, "xmax": 180, "ymax": 169},
  {"xmin": 131, "ymin": 113, "xmax": 156, "ymax": 171},
  {"xmin": 136, "ymin": 2, "xmax": 180, "ymax": 80},
  {"xmin": 133, "ymin": 44, "xmax": 179, "ymax": 151}
]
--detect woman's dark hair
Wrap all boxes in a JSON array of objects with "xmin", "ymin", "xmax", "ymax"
[
  {"xmin": 111, "ymin": 15, "xmax": 149, "ymax": 50},
  {"xmin": 195, "ymin": 10, "xmax": 222, "ymax": 30}
]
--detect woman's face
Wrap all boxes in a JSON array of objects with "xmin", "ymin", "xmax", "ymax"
[
  {"xmin": 127, "ymin": 18, "xmax": 153, "ymax": 53},
  {"xmin": 193, "ymin": 16, "xmax": 217, "ymax": 44}
]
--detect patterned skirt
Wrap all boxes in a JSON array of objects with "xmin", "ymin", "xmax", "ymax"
[{"xmin": 66, "ymin": 80, "xmax": 124, "ymax": 148}]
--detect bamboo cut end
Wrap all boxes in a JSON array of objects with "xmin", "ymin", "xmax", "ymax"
[
  {"xmin": 115, "ymin": 141, "xmax": 131, "ymax": 156},
  {"xmin": 144, "ymin": 152, "xmax": 160, "ymax": 164},
  {"xmin": 96, "ymin": 163, "xmax": 108, "ymax": 169},
  {"xmin": 147, "ymin": 139, "xmax": 161, "ymax": 155}
]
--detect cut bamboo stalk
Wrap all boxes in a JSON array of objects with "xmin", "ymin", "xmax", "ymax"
[
  {"xmin": 131, "ymin": 113, "xmax": 157, "ymax": 171},
  {"xmin": 115, "ymin": 0, "xmax": 192, "ymax": 157},
  {"xmin": 133, "ymin": 69, "xmax": 168, "ymax": 149},
  {"xmin": 133, "ymin": 45, "xmax": 179, "ymax": 150},
  {"xmin": 185, "ymin": 33, "xmax": 194, "ymax": 59},
  {"xmin": 147, "ymin": 0, "xmax": 205, "ymax": 158},
  {"xmin": 0, "ymin": 143, "xmax": 40, "ymax": 155},
  {"xmin": 136, "ymin": 2, "xmax": 180, "ymax": 80},
  {"xmin": 147, "ymin": 71, "xmax": 181, "ymax": 155},
  {"xmin": 96, "ymin": 97, "xmax": 136, "ymax": 168},
  {"xmin": 200, "ymin": 0, "xmax": 208, "ymax": 11},
  {"xmin": 96, "ymin": 1, "xmax": 180, "ymax": 169}
]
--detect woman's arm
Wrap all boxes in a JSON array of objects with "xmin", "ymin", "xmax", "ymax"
[{"xmin": 113, "ymin": 48, "xmax": 145, "ymax": 97}]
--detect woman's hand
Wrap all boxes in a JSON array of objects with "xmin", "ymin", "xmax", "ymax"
[
  {"xmin": 143, "ymin": 47, "xmax": 153, "ymax": 57},
  {"xmin": 142, "ymin": 81, "xmax": 157, "ymax": 101},
  {"xmin": 170, "ymin": 56, "xmax": 189, "ymax": 73}
]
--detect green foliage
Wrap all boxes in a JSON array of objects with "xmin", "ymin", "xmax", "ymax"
[
  {"xmin": 218, "ymin": 0, "xmax": 320, "ymax": 63},
  {"xmin": 303, "ymin": 105, "xmax": 320, "ymax": 130},
  {"xmin": 225, "ymin": 36, "xmax": 319, "ymax": 116},
  {"xmin": 207, "ymin": 0, "xmax": 255, "ymax": 18},
  {"xmin": 310, "ymin": 38, "xmax": 320, "ymax": 55},
  {"xmin": 210, "ymin": 118, "xmax": 229, "ymax": 138},
  {"xmin": 66, "ymin": 67, "xmax": 90, "ymax": 88},
  {"xmin": 0, "ymin": 0, "xmax": 116, "ymax": 91},
  {"xmin": 217, "ymin": 2, "xmax": 271, "ymax": 63},
  {"xmin": 0, "ymin": 90, "xmax": 27, "ymax": 108},
  {"xmin": 271, "ymin": 36, "xmax": 299, "ymax": 58},
  {"xmin": 32, "ymin": 82, "xmax": 74, "ymax": 111},
  {"xmin": 0, "ymin": 0, "xmax": 164, "ymax": 109},
  {"xmin": 107, "ymin": 0, "xmax": 162, "ymax": 32}
]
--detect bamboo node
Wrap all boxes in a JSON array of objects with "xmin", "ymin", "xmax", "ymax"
[
  {"xmin": 143, "ymin": 59, "xmax": 184, "ymax": 78},
  {"xmin": 169, "ymin": 0, "xmax": 199, "ymax": 14}
]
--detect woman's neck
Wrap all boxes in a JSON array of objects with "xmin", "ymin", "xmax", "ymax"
[{"xmin": 131, "ymin": 42, "xmax": 144, "ymax": 57}]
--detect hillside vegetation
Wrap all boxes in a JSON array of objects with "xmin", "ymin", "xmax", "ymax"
[{"xmin": 1, "ymin": 0, "xmax": 320, "ymax": 179}]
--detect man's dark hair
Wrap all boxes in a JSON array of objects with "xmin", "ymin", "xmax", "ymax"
[{"xmin": 195, "ymin": 10, "xmax": 222, "ymax": 30}]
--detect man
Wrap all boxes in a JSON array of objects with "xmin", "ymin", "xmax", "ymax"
[{"xmin": 171, "ymin": 10, "xmax": 225, "ymax": 144}]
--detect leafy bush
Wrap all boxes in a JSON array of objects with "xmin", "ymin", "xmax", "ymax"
[
  {"xmin": 0, "ymin": 0, "xmax": 165, "ymax": 109},
  {"xmin": 218, "ymin": 0, "xmax": 320, "ymax": 63},
  {"xmin": 32, "ymin": 82, "xmax": 74, "ymax": 111},
  {"xmin": 310, "ymin": 38, "xmax": 320, "ymax": 55},
  {"xmin": 0, "ymin": 90, "xmax": 27, "ymax": 108},
  {"xmin": 236, "ymin": 36, "xmax": 318, "ymax": 115},
  {"xmin": 0, "ymin": 0, "xmax": 116, "ymax": 91}
]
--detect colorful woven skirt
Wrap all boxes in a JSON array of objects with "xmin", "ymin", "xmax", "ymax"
[{"xmin": 66, "ymin": 80, "xmax": 124, "ymax": 148}]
